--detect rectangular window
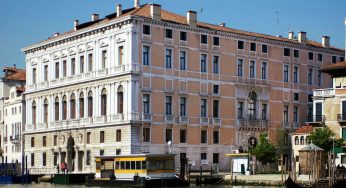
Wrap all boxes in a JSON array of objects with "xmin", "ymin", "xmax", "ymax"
[
  {"xmin": 100, "ymin": 150, "xmax": 104, "ymax": 156},
  {"xmin": 116, "ymin": 130, "xmax": 121, "ymax": 142},
  {"xmin": 284, "ymin": 105, "xmax": 289, "ymax": 123},
  {"xmin": 100, "ymin": 131, "xmax": 105, "ymax": 143},
  {"xmin": 238, "ymin": 40, "xmax": 244, "ymax": 49},
  {"xmin": 53, "ymin": 135, "xmax": 57, "ymax": 146},
  {"xmin": 180, "ymin": 31, "xmax": 187, "ymax": 41},
  {"xmin": 53, "ymin": 153, "xmax": 58, "ymax": 166},
  {"xmin": 143, "ymin": 94, "xmax": 150, "ymax": 114},
  {"xmin": 166, "ymin": 129, "xmax": 172, "ymax": 142},
  {"xmin": 237, "ymin": 59, "xmax": 243, "ymax": 77},
  {"xmin": 237, "ymin": 102, "xmax": 243, "ymax": 119},
  {"xmin": 143, "ymin": 25, "xmax": 150, "ymax": 35},
  {"xmin": 213, "ymin": 153, "xmax": 219, "ymax": 164},
  {"xmin": 201, "ymin": 153, "xmax": 207, "ymax": 160},
  {"xmin": 165, "ymin": 96, "xmax": 172, "ymax": 115},
  {"xmin": 308, "ymin": 52, "xmax": 314, "ymax": 60},
  {"xmin": 143, "ymin": 127, "xmax": 150, "ymax": 142},
  {"xmin": 332, "ymin": 56, "xmax": 337, "ymax": 63},
  {"xmin": 71, "ymin": 57, "xmax": 76, "ymax": 75},
  {"xmin": 63, "ymin": 60, "xmax": 67, "ymax": 77},
  {"xmin": 44, "ymin": 65, "xmax": 48, "ymax": 81},
  {"xmin": 31, "ymin": 137, "xmax": 35, "ymax": 147},
  {"xmin": 261, "ymin": 62, "xmax": 267, "ymax": 79},
  {"xmin": 201, "ymin": 130, "xmax": 207, "ymax": 144},
  {"xmin": 213, "ymin": 100, "xmax": 219, "ymax": 118},
  {"xmin": 165, "ymin": 29, "xmax": 173, "ymax": 39},
  {"xmin": 32, "ymin": 68, "xmax": 36, "ymax": 84},
  {"xmin": 87, "ymin": 132, "xmax": 91, "ymax": 144},
  {"xmin": 55, "ymin": 62, "xmax": 59, "ymax": 79},
  {"xmin": 86, "ymin": 151, "xmax": 91, "ymax": 165},
  {"xmin": 213, "ymin": 36, "xmax": 219, "ymax": 46},
  {"xmin": 317, "ymin": 71, "xmax": 322, "ymax": 86},
  {"xmin": 284, "ymin": 48, "xmax": 290, "ymax": 56},
  {"xmin": 201, "ymin": 99, "xmax": 207, "ymax": 118},
  {"xmin": 31, "ymin": 153, "xmax": 35, "ymax": 166},
  {"xmin": 213, "ymin": 56, "xmax": 219, "ymax": 74},
  {"xmin": 88, "ymin": 54, "xmax": 93, "ymax": 72},
  {"xmin": 213, "ymin": 85, "xmax": 219, "ymax": 94},
  {"xmin": 294, "ymin": 106, "xmax": 298, "ymax": 123},
  {"xmin": 101, "ymin": 50, "xmax": 107, "ymax": 69},
  {"xmin": 341, "ymin": 57, "xmax": 345, "ymax": 62},
  {"xmin": 250, "ymin": 43, "xmax": 256, "ymax": 51},
  {"xmin": 143, "ymin": 46, "xmax": 150, "ymax": 66},
  {"xmin": 180, "ymin": 97, "xmax": 186, "ymax": 116},
  {"xmin": 43, "ymin": 136, "xmax": 46, "ymax": 147},
  {"xmin": 294, "ymin": 50, "xmax": 299, "ymax": 58},
  {"xmin": 262, "ymin": 44, "xmax": 268, "ymax": 53},
  {"xmin": 249, "ymin": 60, "xmax": 255, "ymax": 78},
  {"xmin": 213, "ymin": 131, "xmax": 219, "ymax": 144},
  {"xmin": 201, "ymin": 34, "xmax": 208, "ymax": 44},
  {"xmin": 262, "ymin": 104, "xmax": 267, "ymax": 120},
  {"xmin": 165, "ymin": 49, "xmax": 172, "ymax": 68},
  {"xmin": 318, "ymin": 54, "xmax": 323, "ymax": 61},
  {"xmin": 180, "ymin": 129, "xmax": 186, "ymax": 143},
  {"xmin": 308, "ymin": 69, "xmax": 313, "ymax": 85},
  {"xmin": 200, "ymin": 54, "xmax": 207, "ymax": 72},
  {"xmin": 294, "ymin": 93, "xmax": 299, "ymax": 101},
  {"xmin": 42, "ymin": 152, "xmax": 46, "ymax": 166},
  {"xmin": 80, "ymin": 55, "xmax": 84, "ymax": 73},
  {"xmin": 118, "ymin": 46, "xmax": 124, "ymax": 65},
  {"xmin": 293, "ymin": 66, "xmax": 299, "ymax": 83},
  {"xmin": 180, "ymin": 51, "xmax": 186, "ymax": 70},
  {"xmin": 283, "ymin": 65, "xmax": 289, "ymax": 82}
]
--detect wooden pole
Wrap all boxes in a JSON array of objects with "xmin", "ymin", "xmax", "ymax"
[{"xmin": 281, "ymin": 154, "xmax": 284, "ymax": 186}]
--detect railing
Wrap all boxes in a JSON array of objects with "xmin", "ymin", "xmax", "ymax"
[
  {"xmin": 29, "ymin": 167, "xmax": 58, "ymax": 175},
  {"xmin": 200, "ymin": 117, "xmax": 209, "ymax": 124},
  {"xmin": 142, "ymin": 114, "xmax": 152, "ymax": 121},
  {"xmin": 306, "ymin": 115, "xmax": 325, "ymax": 123},
  {"xmin": 10, "ymin": 135, "xmax": 20, "ymax": 141},
  {"xmin": 313, "ymin": 88, "xmax": 335, "ymax": 97},
  {"xmin": 337, "ymin": 114, "xmax": 346, "ymax": 122},
  {"xmin": 212, "ymin": 118, "xmax": 221, "ymax": 125},
  {"xmin": 165, "ymin": 115, "xmax": 174, "ymax": 122},
  {"xmin": 237, "ymin": 117, "xmax": 268, "ymax": 128}
]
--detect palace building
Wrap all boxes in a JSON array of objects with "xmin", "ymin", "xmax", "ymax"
[{"xmin": 22, "ymin": 1, "xmax": 344, "ymax": 172}]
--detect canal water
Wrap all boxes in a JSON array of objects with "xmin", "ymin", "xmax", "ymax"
[{"xmin": 0, "ymin": 183, "xmax": 280, "ymax": 188}]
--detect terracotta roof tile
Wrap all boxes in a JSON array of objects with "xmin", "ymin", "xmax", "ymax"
[
  {"xmin": 3, "ymin": 67, "xmax": 26, "ymax": 81},
  {"xmin": 321, "ymin": 61, "xmax": 346, "ymax": 72},
  {"xmin": 294, "ymin": 125, "xmax": 314, "ymax": 134}
]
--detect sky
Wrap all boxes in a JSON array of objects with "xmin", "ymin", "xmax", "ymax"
[{"xmin": 0, "ymin": 0, "xmax": 345, "ymax": 73}]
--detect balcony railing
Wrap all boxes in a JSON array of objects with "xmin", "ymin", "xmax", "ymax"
[
  {"xmin": 142, "ymin": 114, "xmax": 152, "ymax": 121},
  {"xmin": 179, "ymin": 116, "xmax": 189, "ymax": 123},
  {"xmin": 165, "ymin": 115, "xmax": 174, "ymax": 123},
  {"xmin": 306, "ymin": 115, "xmax": 325, "ymax": 124},
  {"xmin": 313, "ymin": 88, "xmax": 335, "ymax": 98},
  {"xmin": 200, "ymin": 117, "xmax": 209, "ymax": 125},
  {"xmin": 337, "ymin": 114, "xmax": 346, "ymax": 123},
  {"xmin": 237, "ymin": 116, "xmax": 269, "ymax": 131},
  {"xmin": 211, "ymin": 118, "xmax": 221, "ymax": 125}
]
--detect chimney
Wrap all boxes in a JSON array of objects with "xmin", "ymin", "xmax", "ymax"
[
  {"xmin": 288, "ymin": 31, "xmax": 294, "ymax": 40},
  {"xmin": 150, "ymin": 4, "xmax": 161, "ymax": 21},
  {"xmin": 134, "ymin": 0, "xmax": 140, "ymax": 8},
  {"xmin": 91, "ymin": 14, "xmax": 99, "ymax": 21},
  {"xmin": 54, "ymin": 32, "xmax": 60, "ymax": 37},
  {"xmin": 298, "ymin": 31, "xmax": 307, "ymax": 44},
  {"xmin": 219, "ymin": 23, "xmax": 226, "ymax": 27},
  {"xmin": 322, "ymin": 36, "xmax": 330, "ymax": 48},
  {"xmin": 116, "ymin": 4, "xmax": 122, "ymax": 17},
  {"xmin": 13, "ymin": 64, "xmax": 16, "ymax": 69},
  {"xmin": 74, "ymin": 20, "xmax": 79, "ymax": 31},
  {"xmin": 187, "ymin": 10, "xmax": 197, "ymax": 27}
]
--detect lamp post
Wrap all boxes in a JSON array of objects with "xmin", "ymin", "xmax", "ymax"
[
  {"xmin": 331, "ymin": 136, "xmax": 336, "ymax": 184},
  {"xmin": 246, "ymin": 133, "xmax": 251, "ymax": 173}
]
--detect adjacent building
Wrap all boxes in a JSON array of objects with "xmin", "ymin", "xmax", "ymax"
[{"xmin": 21, "ymin": 1, "xmax": 344, "ymax": 172}]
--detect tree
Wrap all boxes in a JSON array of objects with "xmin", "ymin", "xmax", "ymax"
[
  {"xmin": 252, "ymin": 133, "xmax": 276, "ymax": 165},
  {"xmin": 307, "ymin": 127, "xmax": 343, "ymax": 152}
]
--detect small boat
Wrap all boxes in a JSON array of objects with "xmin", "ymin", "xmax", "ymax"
[{"xmin": 284, "ymin": 176, "xmax": 306, "ymax": 188}]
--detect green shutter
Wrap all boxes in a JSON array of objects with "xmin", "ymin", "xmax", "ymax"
[{"xmin": 342, "ymin": 128, "xmax": 346, "ymax": 140}]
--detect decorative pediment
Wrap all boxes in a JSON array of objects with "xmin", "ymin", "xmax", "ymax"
[
  {"xmin": 78, "ymin": 45, "xmax": 85, "ymax": 53},
  {"xmin": 68, "ymin": 47, "xmax": 76, "ymax": 55},
  {"xmin": 61, "ymin": 50, "xmax": 68, "ymax": 57},
  {"xmin": 99, "ymin": 39, "xmax": 109, "ymax": 47},
  {"xmin": 42, "ymin": 55, "xmax": 50, "ymax": 62},
  {"xmin": 86, "ymin": 43, "xmax": 94, "ymax": 51},
  {"xmin": 53, "ymin": 52, "xmax": 60, "ymax": 59}
]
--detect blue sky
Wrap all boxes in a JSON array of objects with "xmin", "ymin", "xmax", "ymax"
[{"xmin": 0, "ymin": 0, "xmax": 345, "ymax": 72}]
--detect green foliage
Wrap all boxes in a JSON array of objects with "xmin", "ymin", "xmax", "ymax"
[
  {"xmin": 252, "ymin": 133, "xmax": 276, "ymax": 164},
  {"xmin": 307, "ymin": 127, "xmax": 343, "ymax": 152}
]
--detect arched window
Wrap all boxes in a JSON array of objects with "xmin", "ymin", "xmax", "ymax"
[
  {"xmin": 295, "ymin": 136, "xmax": 299, "ymax": 145},
  {"xmin": 248, "ymin": 91, "xmax": 257, "ymax": 119},
  {"xmin": 62, "ymin": 95, "xmax": 67, "ymax": 120},
  {"xmin": 70, "ymin": 94, "xmax": 76, "ymax": 119},
  {"xmin": 101, "ymin": 89, "xmax": 107, "ymax": 116},
  {"xmin": 43, "ymin": 99, "xmax": 48, "ymax": 123},
  {"xmin": 79, "ymin": 92, "xmax": 84, "ymax": 118},
  {"xmin": 88, "ymin": 91, "xmax": 93, "ymax": 117},
  {"xmin": 117, "ymin": 86, "xmax": 124, "ymax": 114},
  {"xmin": 300, "ymin": 136, "xmax": 305, "ymax": 145},
  {"xmin": 55, "ymin": 97, "xmax": 59, "ymax": 121},
  {"xmin": 32, "ymin": 101, "xmax": 37, "ymax": 124}
]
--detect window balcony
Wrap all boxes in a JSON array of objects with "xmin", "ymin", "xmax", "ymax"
[
  {"xmin": 94, "ymin": 116, "xmax": 107, "ymax": 123},
  {"xmin": 211, "ymin": 118, "xmax": 221, "ymax": 125},
  {"xmin": 305, "ymin": 115, "xmax": 325, "ymax": 126},
  {"xmin": 282, "ymin": 122, "xmax": 291, "ymax": 129},
  {"xmin": 337, "ymin": 114, "xmax": 346, "ymax": 124},
  {"xmin": 237, "ymin": 116, "xmax": 268, "ymax": 131},
  {"xmin": 10, "ymin": 135, "xmax": 20, "ymax": 144},
  {"xmin": 165, "ymin": 115, "xmax": 174, "ymax": 123},
  {"xmin": 40, "ymin": 81, "xmax": 49, "ymax": 88},
  {"xmin": 111, "ymin": 114, "xmax": 124, "ymax": 122},
  {"xmin": 82, "ymin": 117, "xmax": 93, "ymax": 124},
  {"xmin": 97, "ymin": 69, "xmax": 108, "ymax": 77},
  {"xmin": 200, "ymin": 117, "xmax": 209, "ymax": 125},
  {"xmin": 27, "ymin": 84, "xmax": 36, "ymax": 91},
  {"xmin": 179, "ymin": 116, "xmax": 189, "ymax": 124},
  {"xmin": 142, "ymin": 114, "xmax": 152, "ymax": 121},
  {"xmin": 313, "ymin": 88, "xmax": 335, "ymax": 98}
]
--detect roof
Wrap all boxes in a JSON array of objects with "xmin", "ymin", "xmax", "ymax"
[
  {"xmin": 16, "ymin": 86, "xmax": 25, "ymax": 93},
  {"xmin": 2, "ymin": 67, "xmax": 26, "ymax": 81},
  {"xmin": 299, "ymin": 143, "xmax": 324, "ymax": 151},
  {"xmin": 321, "ymin": 61, "xmax": 346, "ymax": 76},
  {"xmin": 293, "ymin": 125, "xmax": 314, "ymax": 134},
  {"xmin": 25, "ymin": 4, "xmax": 344, "ymax": 53}
]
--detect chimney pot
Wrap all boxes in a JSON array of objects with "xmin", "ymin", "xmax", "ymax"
[
  {"xmin": 116, "ymin": 4, "xmax": 122, "ymax": 17},
  {"xmin": 134, "ymin": 0, "xmax": 140, "ymax": 8},
  {"xmin": 150, "ymin": 4, "xmax": 161, "ymax": 21},
  {"xmin": 91, "ymin": 14, "xmax": 99, "ymax": 21},
  {"xmin": 74, "ymin": 20, "xmax": 79, "ymax": 31},
  {"xmin": 288, "ymin": 31, "xmax": 294, "ymax": 40},
  {"xmin": 298, "ymin": 31, "xmax": 307, "ymax": 44},
  {"xmin": 322, "ymin": 36, "xmax": 330, "ymax": 48},
  {"xmin": 219, "ymin": 23, "xmax": 226, "ymax": 27},
  {"xmin": 187, "ymin": 10, "xmax": 197, "ymax": 27}
]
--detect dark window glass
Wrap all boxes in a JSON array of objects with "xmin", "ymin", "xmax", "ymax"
[
  {"xmin": 284, "ymin": 48, "xmax": 290, "ymax": 56},
  {"xmin": 201, "ymin": 130, "xmax": 207, "ymax": 144},
  {"xmin": 165, "ymin": 29, "xmax": 173, "ymax": 39},
  {"xmin": 250, "ymin": 43, "xmax": 256, "ymax": 51},
  {"xmin": 180, "ymin": 31, "xmax": 187, "ymax": 41},
  {"xmin": 294, "ymin": 50, "xmax": 299, "ymax": 58},
  {"xmin": 143, "ymin": 46, "xmax": 150, "ymax": 66},
  {"xmin": 318, "ymin": 54, "xmax": 323, "ymax": 61},
  {"xmin": 116, "ymin": 130, "xmax": 121, "ymax": 142},
  {"xmin": 262, "ymin": 44, "xmax": 268, "ymax": 53},
  {"xmin": 213, "ymin": 131, "xmax": 219, "ymax": 144},
  {"xmin": 308, "ymin": 52, "xmax": 314, "ymax": 60},
  {"xmin": 213, "ymin": 153, "xmax": 219, "ymax": 164},
  {"xmin": 213, "ymin": 37, "xmax": 219, "ymax": 46},
  {"xmin": 100, "ymin": 131, "xmax": 104, "ymax": 143},
  {"xmin": 294, "ymin": 93, "xmax": 299, "ymax": 101},
  {"xmin": 180, "ymin": 129, "xmax": 186, "ymax": 143},
  {"xmin": 238, "ymin": 41, "xmax": 244, "ymax": 49},
  {"xmin": 213, "ymin": 100, "xmax": 219, "ymax": 118},
  {"xmin": 143, "ymin": 25, "xmax": 150, "ymax": 35},
  {"xmin": 201, "ymin": 34, "xmax": 208, "ymax": 44},
  {"xmin": 143, "ymin": 128, "xmax": 150, "ymax": 142},
  {"xmin": 165, "ymin": 129, "xmax": 172, "ymax": 142}
]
